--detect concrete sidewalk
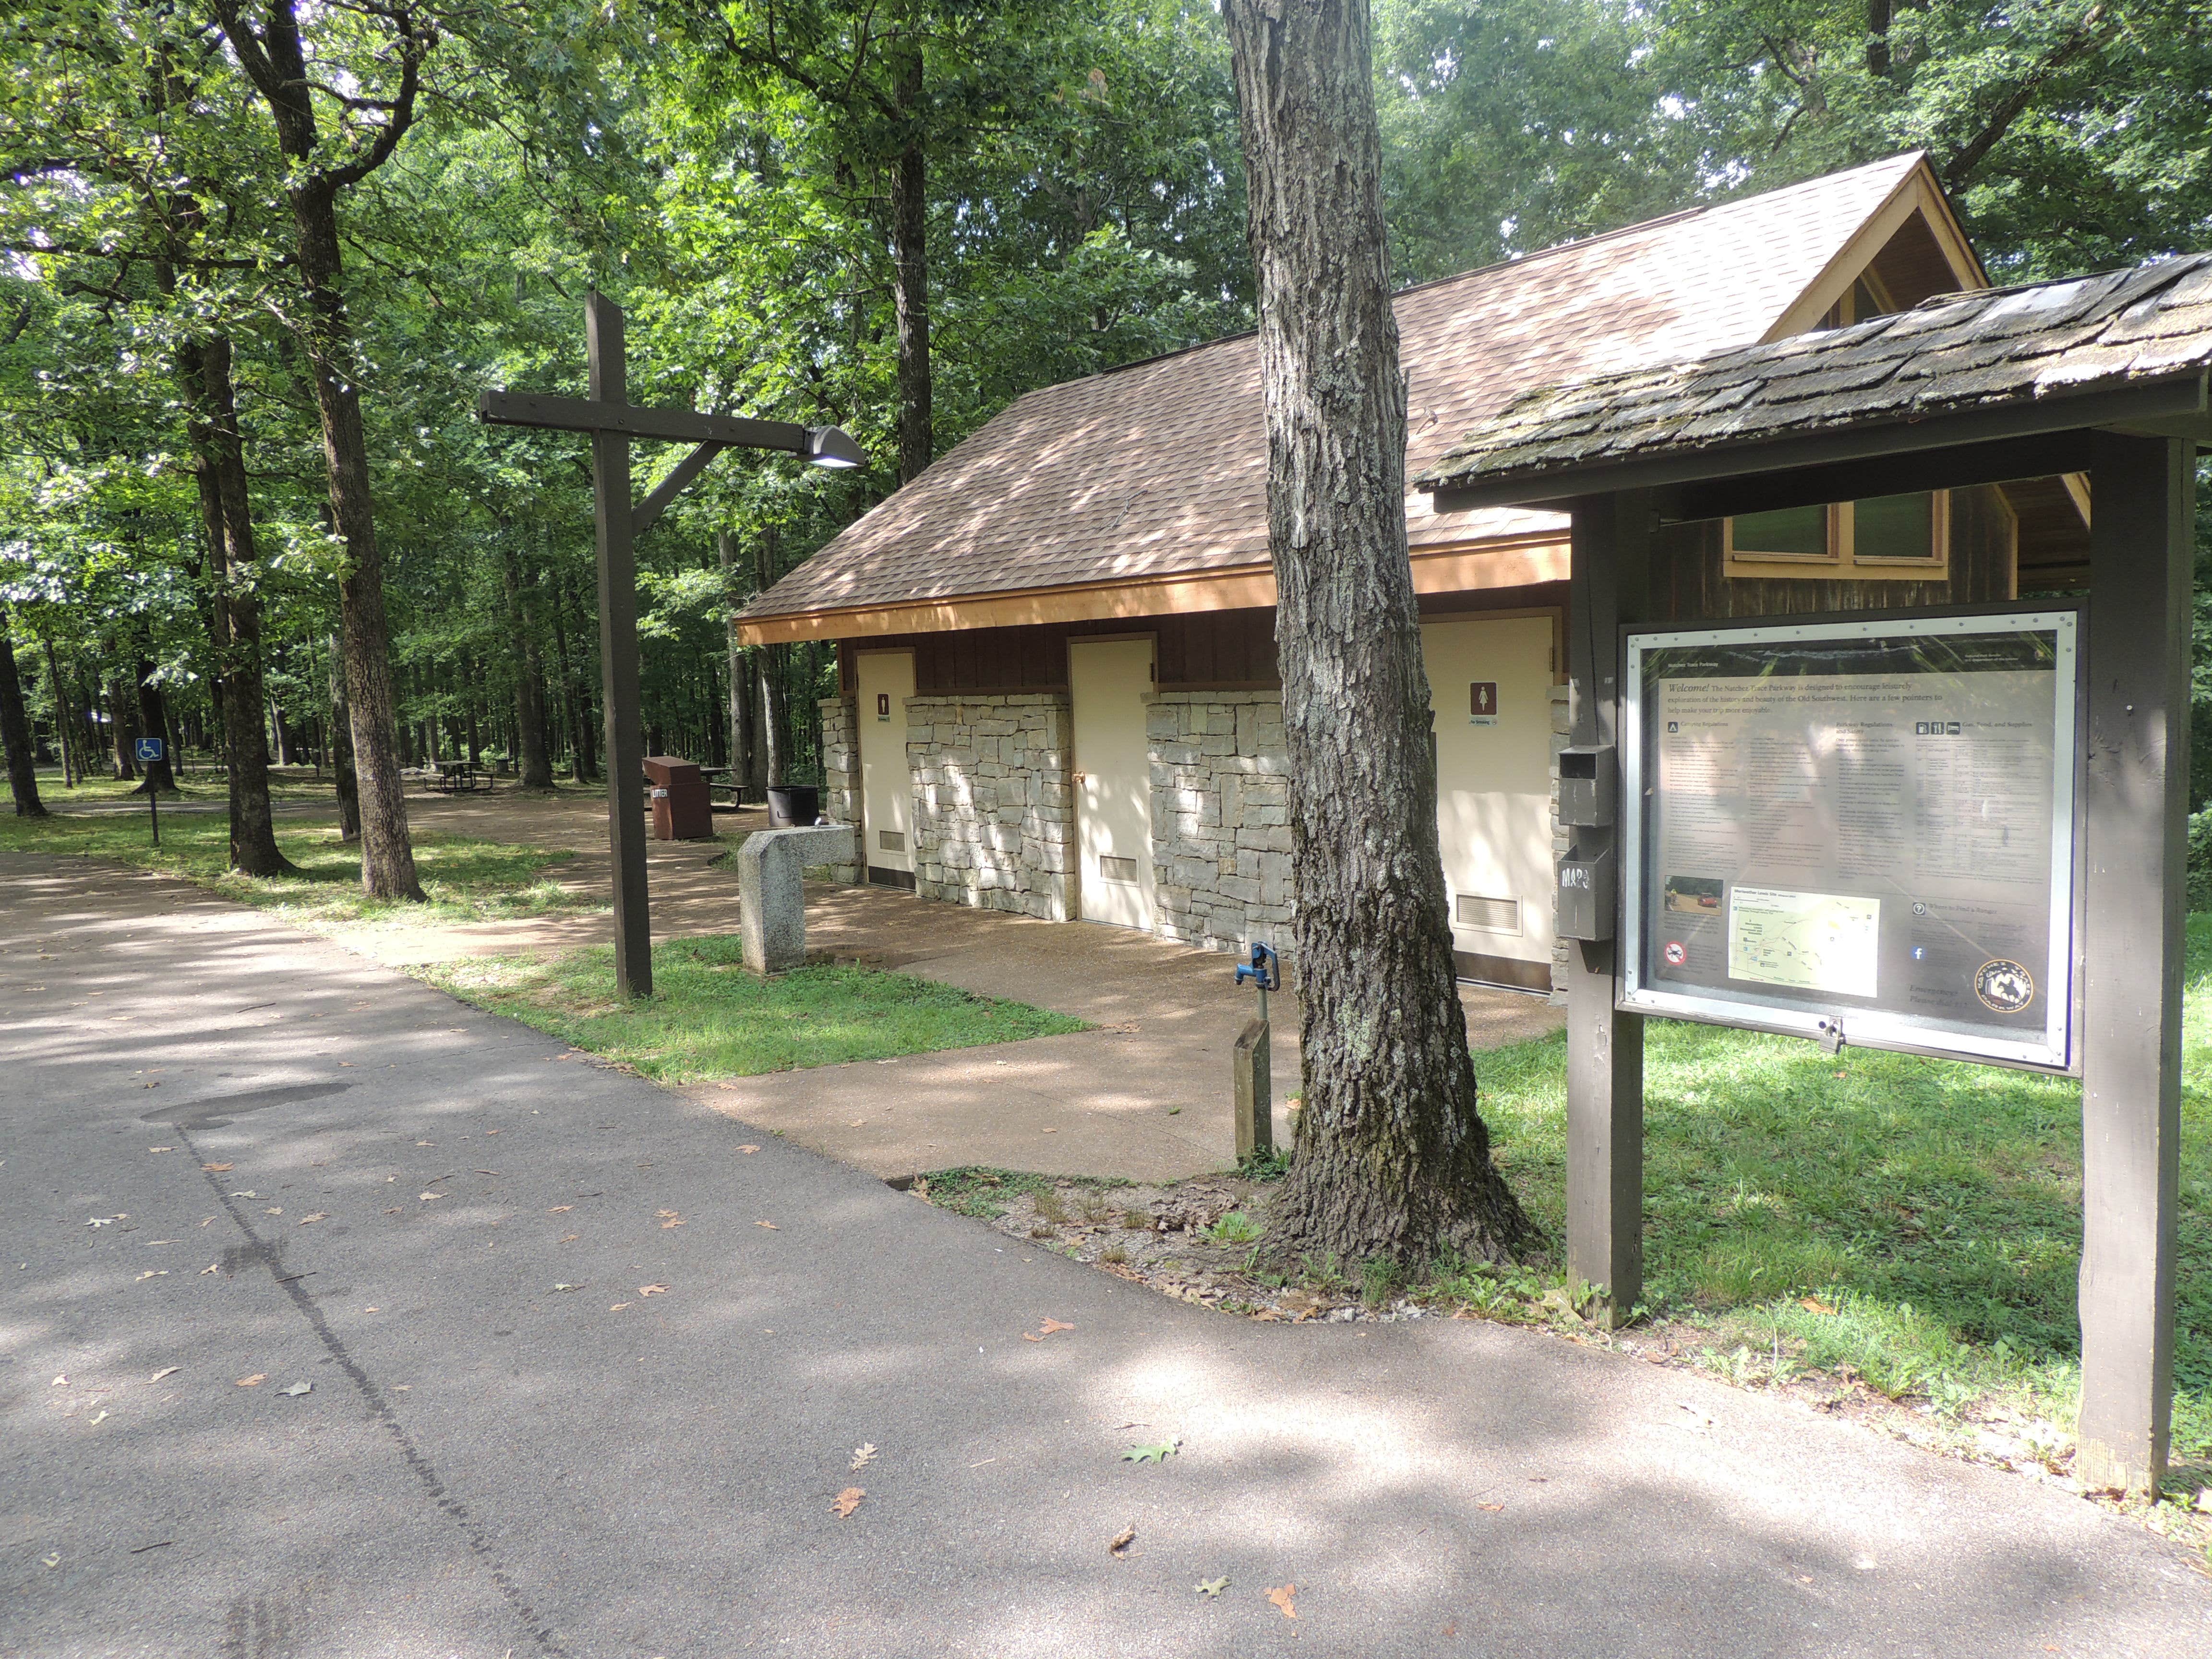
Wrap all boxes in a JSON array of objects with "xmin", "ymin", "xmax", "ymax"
[{"xmin": 6, "ymin": 851, "xmax": 2207, "ymax": 1658}]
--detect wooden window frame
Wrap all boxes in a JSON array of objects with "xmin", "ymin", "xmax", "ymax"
[{"xmin": 1724, "ymin": 490, "xmax": 1951, "ymax": 582}]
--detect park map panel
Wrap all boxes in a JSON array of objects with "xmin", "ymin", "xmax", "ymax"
[{"xmin": 1631, "ymin": 615, "xmax": 2075, "ymax": 1067}]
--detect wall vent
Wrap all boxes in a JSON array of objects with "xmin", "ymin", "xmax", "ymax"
[
  {"xmin": 1099, "ymin": 854, "xmax": 1139, "ymax": 884},
  {"xmin": 1455, "ymin": 893, "xmax": 1522, "ymax": 935},
  {"xmin": 877, "ymin": 829, "xmax": 905, "ymax": 852}
]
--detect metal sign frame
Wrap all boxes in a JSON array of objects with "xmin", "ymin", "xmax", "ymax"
[{"xmin": 1618, "ymin": 606, "xmax": 2082, "ymax": 1071}]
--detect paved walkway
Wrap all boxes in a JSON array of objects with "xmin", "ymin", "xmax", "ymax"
[{"xmin": 4, "ymin": 851, "xmax": 2209, "ymax": 1657}]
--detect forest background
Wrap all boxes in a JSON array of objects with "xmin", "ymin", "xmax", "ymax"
[{"xmin": 3, "ymin": 0, "xmax": 2209, "ymax": 848}]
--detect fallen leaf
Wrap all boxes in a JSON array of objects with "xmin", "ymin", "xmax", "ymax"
[
  {"xmin": 1799, "ymin": 1296, "xmax": 1835, "ymax": 1315},
  {"xmin": 263, "ymin": 1207, "xmax": 281, "ymax": 1216},
  {"xmin": 1479, "ymin": 1502, "xmax": 1505, "ymax": 1513},
  {"xmin": 299, "ymin": 1214, "xmax": 327, "ymax": 1226},
  {"xmin": 548, "ymin": 1206, "xmax": 573, "ymax": 1214},
  {"xmin": 1267, "ymin": 1584, "xmax": 1297, "ymax": 1620},
  {"xmin": 609, "ymin": 1302, "xmax": 632, "ymax": 1311},
  {"xmin": 832, "ymin": 1487, "xmax": 865, "ymax": 1519},
  {"xmin": 202, "ymin": 1163, "xmax": 232, "ymax": 1173},
  {"xmin": 419, "ymin": 1193, "xmax": 444, "ymax": 1203},
  {"xmin": 384, "ymin": 1207, "xmax": 402, "ymax": 1214},
  {"xmin": 86, "ymin": 1410, "xmax": 108, "ymax": 1425},
  {"xmin": 1195, "ymin": 1577, "xmax": 1229, "ymax": 1599},
  {"xmin": 1109, "ymin": 1524, "xmax": 1136, "ymax": 1557},
  {"xmin": 136, "ymin": 1270, "xmax": 168, "ymax": 1281},
  {"xmin": 660, "ymin": 1215, "xmax": 684, "ymax": 1230},
  {"xmin": 235, "ymin": 1374, "xmax": 265, "ymax": 1387},
  {"xmin": 1121, "ymin": 1441, "xmax": 1180, "ymax": 1464},
  {"xmin": 278, "ymin": 1382, "xmax": 312, "ymax": 1397},
  {"xmin": 40, "ymin": 1554, "xmax": 59, "ymax": 1569},
  {"xmin": 851, "ymin": 1443, "xmax": 878, "ymax": 1471},
  {"xmin": 559, "ymin": 1233, "xmax": 579, "ymax": 1243},
  {"xmin": 200, "ymin": 1263, "xmax": 218, "ymax": 1275},
  {"xmin": 1040, "ymin": 1318, "xmax": 1075, "ymax": 1335},
  {"xmin": 149, "ymin": 1146, "xmax": 173, "ymax": 1153},
  {"xmin": 1022, "ymin": 1333, "xmax": 1042, "ymax": 1342},
  {"xmin": 738, "ymin": 1145, "xmax": 759, "ymax": 1154},
  {"xmin": 149, "ymin": 1367, "xmax": 179, "ymax": 1383},
  {"xmin": 639, "ymin": 1284, "xmax": 669, "ymax": 1297},
  {"xmin": 549, "ymin": 1283, "xmax": 584, "ymax": 1293},
  {"xmin": 756, "ymin": 1220, "xmax": 778, "ymax": 1230},
  {"xmin": 415, "ymin": 1141, "xmax": 433, "ymax": 1147}
]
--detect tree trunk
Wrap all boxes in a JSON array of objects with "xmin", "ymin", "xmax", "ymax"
[
  {"xmin": 0, "ymin": 606, "xmax": 49, "ymax": 817},
  {"xmin": 503, "ymin": 547, "xmax": 553, "ymax": 789},
  {"xmin": 329, "ymin": 632, "xmax": 360, "ymax": 841},
  {"xmin": 180, "ymin": 333, "xmax": 291, "ymax": 875},
  {"xmin": 1221, "ymin": 0, "xmax": 1534, "ymax": 1267},
  {"xmin": 109, "ymin": 677, "xmax": 139, "ymax": 780},
  {"xmin": 1867, "ymin": 0, "xmax": 1893, "ymax": 77},
  {"xmin": 42, "ymin": 637, "xmax": 74, "ymax": 787},
  {"xmin": 718, "ymin": 530, "xmax": 758, "ymax": 797},
  {"xmin": 890, "ymin": 37, "xmax": 933, "ymax": 485},
  {"xmin": 130, "ymin": 653, "xmax": 179, "ymax": 794}
]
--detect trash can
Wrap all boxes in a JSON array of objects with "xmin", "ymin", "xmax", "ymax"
[
  {"xmin": 643, "ymin": 756, "xmax": 714, "ymax": 841},
  {"xmin": 766, "ymin": 784, "xmax": 820, "ymax": 828}
]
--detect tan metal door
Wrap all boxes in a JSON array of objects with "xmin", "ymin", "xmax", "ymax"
[
  {"xmin": 1421, "ymin": 615, "xmax": 1557, "ymax": 988},
  {"xmin": 855, "ymin": 650, "xmax": 914, "ymax": 882},
  {"xmin": 1069, "ymin": 638, "xmax": 1155, "ymax": 929}
]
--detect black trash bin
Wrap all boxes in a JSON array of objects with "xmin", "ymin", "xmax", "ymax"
[{"xmin": 766, "ymin": 784, "xmax": 820, "ymax": 828}]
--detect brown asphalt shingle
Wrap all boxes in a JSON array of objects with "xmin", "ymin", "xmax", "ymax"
[
  {"xmin": 743, "ymin": 154, "xmax": 1930, "ymax": 625},
  {"xmin": 1416, "ymin": 254, "xmax": 2212, "ymax": 495}
]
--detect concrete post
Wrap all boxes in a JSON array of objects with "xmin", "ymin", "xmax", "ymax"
[
  {"xmin": 2077, "ymin": 432, "xmax": 2193, "ymax": 1494},
  {"xmin": 738, "ymin": 825, "xmax": 856, "ymax": 975},
  {"xmin": 1564, "ymin": 490, "xmax": 1649, "ymax": 1326},
  {"xmin": 1233, "ymin": 1019, "xmax": 1272, "ymax": 1161}
]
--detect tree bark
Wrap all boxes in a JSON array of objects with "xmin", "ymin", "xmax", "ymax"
[
  {"xmin": 329, "ymin": 632, "xmax": 360, "ymax": 841},
  {"xmin": 720, "ymin": 530, "xmax": 759, "ymax": 797},
  {"xmin": 0, "ymin": 606, "xmax": 49, "ymax": 817},
  {"xmin": 890, "ymin": 35, "xmax": 934, "ymax": 485},
  {"xmin": 1221, "ymin": 0, "xmax": 1534, "ymax": 1266},
  {"xmin": 179, "ymin": 333, "xmax": 291, "ymax": 875},
  {"xmin": 1866, "ymin": 0, "xmax": 1893, "ymax": 78},
  {"xmin": 502, "ymin": 547, "xmax": 553, "ymax": 789},
  {"xmin": 130, "ymin": 652, "xmax": 179, "ymax": 794},
  {"xmin": 42, "ymin": 637, "xmax": 74, "ymax": 786},
  {"xmin": 216, "ymin": 0, "xmax": 422, "ymax": 898},
  {"xmin": 108, "ymin": 676, "xmax": 139, "ymax": 780}
]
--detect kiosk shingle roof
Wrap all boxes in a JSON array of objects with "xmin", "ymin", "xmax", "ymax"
[
  {"xmin": 741, "ymin": 154, "xmax": 1931, "ymax": 625},
  {"xmin": 1418, "ymin": 253, "xmax": 2212, "ymax": 495}
]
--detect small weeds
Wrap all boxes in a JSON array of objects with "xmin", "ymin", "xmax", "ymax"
[{"xmin": 1205, "ymin": 1211, "xmax": 1262, "ymax": 1246}]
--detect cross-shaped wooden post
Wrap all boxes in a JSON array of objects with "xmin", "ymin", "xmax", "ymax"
[{"xmin": 479, "ymin": 290, "xmax": 863, "ymax": 998}]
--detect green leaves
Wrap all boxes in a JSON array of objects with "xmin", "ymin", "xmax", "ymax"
[{"xmin": 1120, "ymin": 1439, "xmax": 1180, "ymax": 1464}]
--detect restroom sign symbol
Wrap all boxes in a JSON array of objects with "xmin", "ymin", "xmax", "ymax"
[{"xmin": 1469, "ymin": 682, "xmax": 1499, "ymax": 726}]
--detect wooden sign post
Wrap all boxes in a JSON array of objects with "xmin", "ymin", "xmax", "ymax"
[{"xmin": 479, "ymin": 291, "xmax": 863, "ymax": 998}]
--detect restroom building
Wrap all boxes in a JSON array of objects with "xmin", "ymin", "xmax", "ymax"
[{"xmin": 733, "ymin": 153, "xmax": 2088, "ymax": 994}]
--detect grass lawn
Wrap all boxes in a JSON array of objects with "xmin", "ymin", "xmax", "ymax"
[
  {"xmin": 420, "ymin": 934, "xmax": 1089, "ymax": 1081},
  {"xmin": 1464, "ymin": 914, "xmax": 2212, "ymax": 1474},
  {"xmin": 0, "ymin": 778, "xmax": 594, "ymax": 930}
]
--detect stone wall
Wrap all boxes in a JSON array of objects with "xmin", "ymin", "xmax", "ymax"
[
  {"xmin": 1148, "ymin": 691, "xmax": 1294, "ymax": 955},
  {"xmin": 907, "ymin": 693, "xmax": 1075, "ymax": 920},
  {"xmin": 817, "ymin": 695, "xmax": 861, "ymax": 884}
]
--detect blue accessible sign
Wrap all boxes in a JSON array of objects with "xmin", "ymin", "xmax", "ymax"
[{"xmin": 135, "ymin": 736, "xmax": 165, "ymax": 763}]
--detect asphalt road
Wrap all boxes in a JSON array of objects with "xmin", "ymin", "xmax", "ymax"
[{"xmin": 5, "ymin": 850, "xmax": 2209, "ymax": 1658}]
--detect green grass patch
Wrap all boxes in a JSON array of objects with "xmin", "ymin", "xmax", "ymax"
[
  {"xmin": 420, "ymin": 935, "xmax": 1088, "ymax": 1082},
  {"xmin": 0, "ymin": 789, "xmax": 593, "ymax": 930},
  {"xmin": 911, "ymin": 1166, "xmax": 1130, "ymax": 1219},
  {"xmin": 1463, "ymin": 914, "xmax": 2212, "ymax": 1467}
]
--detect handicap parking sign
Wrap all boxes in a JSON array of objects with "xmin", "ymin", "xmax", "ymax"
[{"xmin": 135, "ymin": 736, "xmax": 165, "ymax": 763}]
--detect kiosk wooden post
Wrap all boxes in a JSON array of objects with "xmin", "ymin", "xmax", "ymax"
[
  {"xmin": 1564, "ymin": 490, "xmax": 1648, "ymax": 1324},
  {"xmin": 2077, "ymin": 431, "xmax": 2194, "ymax": 1491}
]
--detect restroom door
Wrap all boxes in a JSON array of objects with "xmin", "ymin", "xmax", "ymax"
[
  {"xmin": 1069, "ymin": 637, "xmax": 1155, "ymax": 930},
  {"xmin": 1420, "ymin": 614, "xmax": 1557, "ymax": 989},
  {"xmin": 854, "ymin": 650, "xmax": 915, "ymax": 890}
]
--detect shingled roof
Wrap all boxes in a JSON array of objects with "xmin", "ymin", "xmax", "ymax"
[
  {"xmin": 1418, "ymin": 253, "xmax": 2212, "ymax": 498},
  {"xmin": 741, "ymin": 154, "xmax": 1950, "ymax": 632}
]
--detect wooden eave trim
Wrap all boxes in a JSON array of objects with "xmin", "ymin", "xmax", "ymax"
[
  {"xmin": 1763, "ymin": 163, "xmax": 1988, "ymax": 343},
  {"xmin": 732, "ymin": 533, "xmax": 1572, "ymax": 645}
]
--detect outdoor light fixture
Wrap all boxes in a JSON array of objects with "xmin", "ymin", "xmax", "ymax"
[{"xmin": 806, "ymin": 425, "xmax": 865, "ymax": 469}]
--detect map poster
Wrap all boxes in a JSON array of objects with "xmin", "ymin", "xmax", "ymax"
[{"xmin": 1622, "ymin": 611, "xmax": 2079, "ymax": 1071}]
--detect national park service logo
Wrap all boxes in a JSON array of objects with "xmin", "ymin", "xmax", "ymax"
[{"xmin": 1974, "ymin": 959, "xmax": 2035, "ymax": 1013}]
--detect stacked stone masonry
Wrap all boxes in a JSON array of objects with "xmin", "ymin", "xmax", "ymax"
[
  {"xmin": 818, "ymin": 683, "xmax": 1570, "ymax": 998},
  {"xmin": 906, "ymin": 694, "xmax": 1075, "ymax": 921},
  {"xmin": 1148, "ymin": 692, "xmax": 1295, "ymax": 955},
  {"xmin": 817, "ymin": 696, "xmax": 861, "ymax": 884}
]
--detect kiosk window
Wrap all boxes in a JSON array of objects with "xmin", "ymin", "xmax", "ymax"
[{"xmin": 1725, "ymin": 491, "xmax": 1948, "ymax": 580}]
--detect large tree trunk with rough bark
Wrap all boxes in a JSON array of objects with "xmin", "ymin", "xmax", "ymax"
[
  {"xmin": 0, "ymin": 606, "xmax": 48, "ymax": 817},
  {"xmin": 502, "ymin": 546, "xmax": 553, "ymax": 789},
  {"xmin": 180, "ymin": 334, "xmax": 291, "ymax": 875},
  {"xmin": 328, "ymin": 633, "xmax": 361, "ymax": 842},
  {"xmin": 129, "ymin": 652, "xmax": 179, "ymax": 794},
  {"xmin": 1222, "ymin": 0, "xmax": 1534, "ymax": 1267},
  {"xmin": 890, "ymin": 37, "xmax": 933, "ymax": 485},
  {"xmin": 719, "ymin": 531, "xmax": 758, "ymax": 795}
]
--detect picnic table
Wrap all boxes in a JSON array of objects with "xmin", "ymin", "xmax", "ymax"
[
  {"xmin": 431, "ymin": 759, "xmax": 493, "ymax": 794},
  {"xmin": 697, "ymin": 765, "xmax": 746, "ymax": 809}
]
